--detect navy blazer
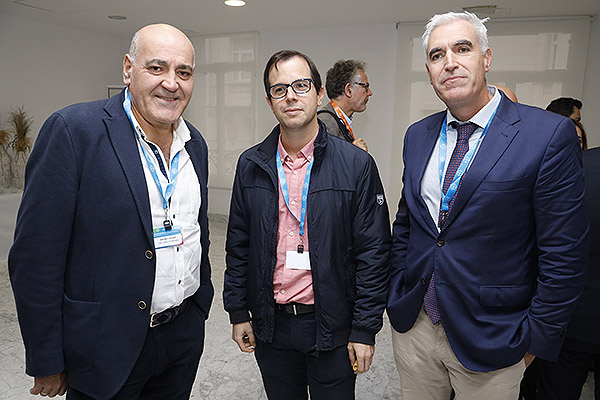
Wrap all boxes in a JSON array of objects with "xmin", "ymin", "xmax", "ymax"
[
  {"xmin": 9, "ymin": 90, "xmax": 214, "ymax": 399},
  {"xmin": 387, "ymin": 94, "xmax": 589, "ymax": 372},
  {"xmin": 567, "ymin": 147, "xmax": 600, "ymax": 344}
]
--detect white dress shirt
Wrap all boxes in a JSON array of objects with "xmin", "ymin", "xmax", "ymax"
[
  {"xmin": 128, "ymin": 110, "xmax": 202, "ymax": 314},
  {"xmin": 421, "ymin": 86, "xmax": 501, "ymax": 231}
]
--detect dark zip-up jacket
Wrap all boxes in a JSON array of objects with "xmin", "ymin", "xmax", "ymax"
[{"xmin": 223, "ymin": 121, "xmax": 391, "ymax": 349}]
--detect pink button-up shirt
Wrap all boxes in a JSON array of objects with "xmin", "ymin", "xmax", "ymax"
[{"xmin": 273, "ymin": 134, "xmax": 316, "ymax": 305}]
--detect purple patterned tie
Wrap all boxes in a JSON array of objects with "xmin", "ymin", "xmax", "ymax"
[{"xmin": 423, "ymin": 122, "xmax": 478, "ymax": 324}]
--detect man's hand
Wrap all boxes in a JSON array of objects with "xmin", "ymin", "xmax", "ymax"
[
  {"xmin": 524, "ymin": 352, "xmax": 536, "ymax": 368},
  {"xmin": 30, "ymin": 372, "xmax": 67, "ymax": 397},
  {"xmin": 232, "ymin": 321, "xmax": 256, "ymax": 353},
  {"xmin": 353, "ymin": 138, "xmax": 368, "ymax": 152},
  {"xmin": 347, "ymin": 342, "xmax": 375, "ymax": 374}
]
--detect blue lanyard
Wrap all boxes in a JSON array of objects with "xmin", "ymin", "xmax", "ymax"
[
  {"xmin": 123, "ymin": 90, "xmax": 181, "ymax": 214},
  {"xmin": 438, "ymin": 107, "xmax": 498, "ymax": 212},
  {"xmin": 276, "ymin": 148, "xmax": 313, "ymax": 238}
]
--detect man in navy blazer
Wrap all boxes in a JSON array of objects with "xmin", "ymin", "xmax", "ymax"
[
  {"xmin": 9, "ymin": 24, "xmax": 213, "ymax": 399},
  {"xmin": 536, "ymin": 146, "xmax": 600, "ymax": 399},
  {"xmin": 386, "ymin": 11, "xmax": 588, "ymax": 399}
]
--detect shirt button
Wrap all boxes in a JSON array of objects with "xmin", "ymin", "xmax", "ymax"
[
  {"xmin": 289, "ymin": 231, "xmax": 294, "ymax": 236},
  {"xmin": 291, "ymin": 200, "xmax": 296, "ymax": 205},
  {"xmin": 138, "ymin": 301, "xmax": 147, "ymax": 310},
  {"xmin": 420, "ymin": 278, "xmax": 427, "ymax": 286},
  {"xmin": 437, "ymin": 239, "xmax": 445, "ymax": 247},
  {"xmin": 293, "ymin": 170, "xmax": 298, "ymax": 175},
  {"xmin": 281, "ymin": 289, "xmax": 286, "ymax": 294},
  {"xmin": 145, "ymin": 250, "xmax": 154, "ymax": 259}
]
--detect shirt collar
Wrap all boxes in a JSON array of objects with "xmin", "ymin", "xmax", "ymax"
[
  {"xmin": 277, "ymin": 133, "xmax": 316, "ymax": 164},
  {"xmin": 331, "ymin": 100, "xmax": 353, "ymax": 125},
  {"xmin": 446, "ymin": 85, "xmax": 501, "ymax": 129}
]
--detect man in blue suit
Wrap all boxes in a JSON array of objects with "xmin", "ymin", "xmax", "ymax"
[
  {"xmin": 9, "ymin": 24, "xmax": 213, "ymax": 399},
  {"xmin": 386, "ymin": 11, "xmax": 588, "ymax": 400}
]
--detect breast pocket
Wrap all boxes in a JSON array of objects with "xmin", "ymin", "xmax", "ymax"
[{"xmin": 479, "ymin": 176, "xmax": 528, "ymax": 192}]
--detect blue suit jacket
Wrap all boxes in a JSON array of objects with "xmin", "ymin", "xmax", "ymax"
[
  {"xmin": 387, "ymin": 94, "xmax": 589, "ymax": 372},
  {"xmin": 8, "ymin": 90, "xmax": 214, "ymax": 399},
  {"xmin": 567, "ymin": 147, "xmax": 600, "ymax": 344}
]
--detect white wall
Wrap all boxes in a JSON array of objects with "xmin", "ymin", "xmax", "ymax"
[
  {"xmin": 0, "ymin": 13, "xmax": 124, "ymax": 138},
  {"xmin": 2, "ymin": 13, "xmax": 599, "ymax": 215},
  {"xmin": 582, "ymin": 17, "xmax": 600, "ymax": 149}
]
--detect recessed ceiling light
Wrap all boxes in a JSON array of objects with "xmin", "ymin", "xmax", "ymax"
[
  {"xmin": 224, "ymin": 0, "xmax": 246, "ymax": 7},
  {"xmin": 463, "ymin": 5, "xmax": 496, "ymax": 14},
  {"xmin": 108, "ymin": 15, "xmax": 127, "ymax": 20}
]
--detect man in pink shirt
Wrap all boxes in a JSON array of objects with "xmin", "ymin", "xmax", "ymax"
[{"xmin": 224, "ymin": 50, "xmax": 391, "ymax": 399}]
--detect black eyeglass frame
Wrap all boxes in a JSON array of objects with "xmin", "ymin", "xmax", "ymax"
[
  {"xmin": 353, "ymin": 82, "xmax": 370, "ymax": 90},
  {"xmin": 268, "ymin": 78, "xmax": 314, "ymax": 99}
]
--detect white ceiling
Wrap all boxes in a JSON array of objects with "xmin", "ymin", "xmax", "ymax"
[{"xmin": 1, "ymin": 0, "xmax": 598, "ymax": 40}]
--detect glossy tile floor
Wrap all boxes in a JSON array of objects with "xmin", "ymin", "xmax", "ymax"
[{"xmin": 0, "ymin": 193, "xmax": 594, "ymax": 399}]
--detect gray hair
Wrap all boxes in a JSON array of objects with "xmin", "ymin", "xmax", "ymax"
[
  {"xmin": 128, "ymin": 27, "xmax": 196, "ymax": 68},
  {"xmin": 422, "ymin": 11, "xmax": 490, "ymax": 60},
  {"xmin": 128, "ymin": 30, "xmax": 142, "ymax": 65},
  {"xmin": 325, "ymin": 59, "xmax": 367, "ymax": 99}
]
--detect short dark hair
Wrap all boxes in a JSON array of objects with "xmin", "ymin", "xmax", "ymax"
[
  {"xmin": 325, "ymin": 59, "xmax": 366, "ymax": 99},
  {"xmin": 573, "ymin": 119, "xmax": 588, "ymax": 151},
  {"xmin": 546, "ymin": 97, "xmax": 583, "ymax": 118},
  {"xmin": 263, "ymin": 50, "xmax": 322, "ymax": 98}
]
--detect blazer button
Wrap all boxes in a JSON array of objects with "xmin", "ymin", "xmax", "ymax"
[
  {"xmin": 138, "ymin": 301, "xmax": 147, "ymax": 310},
  {"xmin": 145, "ymin": 250, "xmax": 153, "ymax": 260},
  {"xmin": 420, "ymin": 277, "xmax": 427, "ymax": 286},
  {"xmin": 437, "ymin": 239, "xmax": 445, "ymax": 247}
]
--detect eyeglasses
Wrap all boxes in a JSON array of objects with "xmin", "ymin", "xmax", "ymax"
[
  {"xmin": 268, "ymin": 78, "xmax": 313, "ymax": 99},
  {"xmin": 354, "ymin": 82, "xmax": 370, "ymax": 90}
]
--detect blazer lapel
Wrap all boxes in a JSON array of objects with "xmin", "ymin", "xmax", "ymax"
[
  {"xmin": 411, "ymin": 113, "xmax": 445, "ymax": 234},
  {"xmin": 441, "ymin": 98, "xmax": 521, "ymax": 230},
  {"xmin": 103, "ymin": 93, "xmax": 153, "ymax": 245},
  {"xmin": 185, "ymin": 132, "xmax": 209, "ymax": 210}
]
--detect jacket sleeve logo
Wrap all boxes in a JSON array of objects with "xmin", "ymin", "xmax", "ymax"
[{"xmin": 376, "ymin": 194, "xmax": 384, "ymax": 206}]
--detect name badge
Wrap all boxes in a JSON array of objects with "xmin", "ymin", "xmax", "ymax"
[
  {"xmin": 285, "ymin": 250, "xmax": 311, "ymax": 270},
  {"xmin": 153, "ymin": 226, "xmax": 184, "ymax": 249}
]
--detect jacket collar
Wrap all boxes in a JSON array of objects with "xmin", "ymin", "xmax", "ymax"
[
  {"xmin": 103, "ymin": 89, "xmax": 153, "ymax": 244},
  {"xmin": 411, "ymin": 111, "xmax": 446, "ymax": 235},
  {"xmin": 103, "ymin": 88, "xmax": 127, "ymax": 118},
  {"xmin": 101, "ymin": 89, "xmax": 207, "ymax": 244},
  {"xmin": 439, "ymin": 92, "xmax": 522, "ymax": 231},
  {"xmin": 250, "ymin": 120, "xmax": 329, "ymax": 170}
]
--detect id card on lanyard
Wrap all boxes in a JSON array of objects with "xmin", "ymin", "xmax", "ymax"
[
  {"xmin": 276, "ymin": 148, "xmax": 313, "ymax": 270},
  {"xmin": 123, "ymin": 90, "xmax": 185, "ymax": 248}
]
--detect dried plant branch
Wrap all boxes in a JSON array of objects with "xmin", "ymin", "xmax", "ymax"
[
  {"xmin": 8, "ymin": 106, "xmax": 33, "ymax": 153},
  {"xmin": 0, "ymin": 129, "xmax": 10, "ymax": 147}
]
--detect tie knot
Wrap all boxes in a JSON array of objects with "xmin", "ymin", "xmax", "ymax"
[{"xmin": 452, "ymin": 122, "xmax": 478, "ymax": 141}]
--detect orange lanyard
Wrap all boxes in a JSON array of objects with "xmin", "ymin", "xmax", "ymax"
[{"xmin": 329, "ymin": 101, "xmax": 355, "ymax": 140}]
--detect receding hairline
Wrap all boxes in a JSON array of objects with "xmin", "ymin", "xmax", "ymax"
[
  {"xmin": 128, "ymin": 23, "xmax": 196, "ymax": 67},
  {"xmin": 422, "ymin": 11, "xmax": 490, "ymax": 60},
  {"xmin": 268, "ymin": 55, "xmax": 308, "ymax": 81}
]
